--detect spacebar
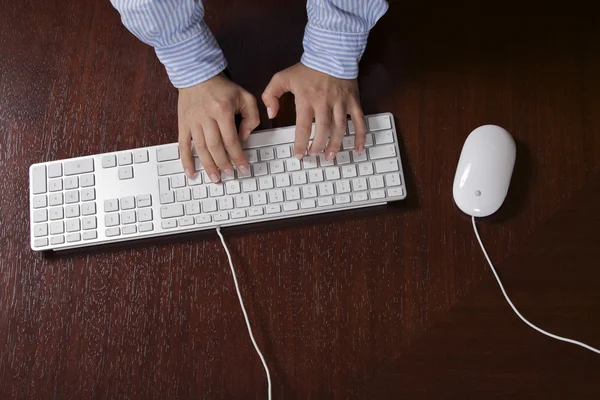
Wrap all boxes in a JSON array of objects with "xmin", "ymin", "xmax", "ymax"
[{"xmin": 243, "ymin": 126, "xmax": 315, "ymax": 149}]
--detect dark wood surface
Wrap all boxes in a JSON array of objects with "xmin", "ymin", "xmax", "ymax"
[{"xmin": 1, "ymin": 0, "xmax": 599, "ymax": 398}]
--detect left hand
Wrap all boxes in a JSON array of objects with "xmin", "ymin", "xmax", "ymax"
[{"xmin": 262, "ymin": 63, "xmax": 367, "ymax": 160}]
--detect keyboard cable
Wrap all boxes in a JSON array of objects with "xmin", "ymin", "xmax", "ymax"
[
  {"xmin": 216, "ymin": 226, "xmax": 273, "ymax": 399},
  {"xmin": 472, "ymin": 216, "xmax": 600, "ymax": 355}
]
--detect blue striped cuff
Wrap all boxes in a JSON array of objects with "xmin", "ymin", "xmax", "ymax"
[
  {"xmin": 154, "ymin": 22, "xmax": 227, "ymax": 88},
  {"xmin": 300, "ymin": 24, "xmax": 369, "ymax": 79}
]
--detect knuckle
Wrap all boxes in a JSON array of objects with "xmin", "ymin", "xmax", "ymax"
[
  {"xmin": 222, "ymin": 136, "xmax": 238, "ymax": 148},
  {"xmin": 213, "ymin": 100, "xmax": 232, "ymax": 114}
]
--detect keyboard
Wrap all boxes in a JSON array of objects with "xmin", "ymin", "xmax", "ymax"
[{"xmin": 28, "ymin": 112, "xmax": 406, "ymax": 251}]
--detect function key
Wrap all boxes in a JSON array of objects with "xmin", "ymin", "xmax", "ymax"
[
  {"xmin": 102, "ymin": 155, "xmax": 117, "ymax": 168},
  {"xmin": 64, "ymin": 158, "xmax": 94, "ymax": 176},
  {"xmin": 156, "ymin": 145, "xmax": 180, "ymax": 162},
  {"xmin": 118, "ymin": 152, "xmax": 133, "ymax": 166},
  {"xmin": 134, "ymin": 150, "xmax": 149, "ymax": 163},
  {"xmin": 47, "ymin": 163, "xmax": 63, "ymax": 178}
]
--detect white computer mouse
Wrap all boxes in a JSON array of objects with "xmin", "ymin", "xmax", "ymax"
[{"xmin": 453, "ymin": 125, "xmax": 516, "ymax": 217}]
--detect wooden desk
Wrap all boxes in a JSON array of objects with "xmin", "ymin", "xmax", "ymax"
[{"xmin": 1, "ymin": 1, "xmax": 599, "ymax": 398}]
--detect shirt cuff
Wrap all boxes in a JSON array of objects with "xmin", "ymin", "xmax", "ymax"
[
  {"xmin": 300, "ymin": 23, "xmax": 369, "ymax": 80},
  {"xmin": 154, "ymin": 21, "xmax": 227, "ymax": 88}
]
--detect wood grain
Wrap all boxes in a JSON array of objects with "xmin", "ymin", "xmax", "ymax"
[{"xmin": 1, "ymin": 0, "xmax": 599, "ymax": 398}]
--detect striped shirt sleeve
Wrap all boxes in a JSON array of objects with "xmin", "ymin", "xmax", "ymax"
[
  {"xmin": 110, "ymin": 0, "xmax": 226, "ymax": 88},
  {"xmin": 302, "ymin": 0, "xmax": 389, "ymax": 79}
]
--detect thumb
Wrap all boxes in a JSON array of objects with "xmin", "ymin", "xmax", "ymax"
[{"xmin": 262, "ymin": 72, "xmax": 288, "ymax": 119}]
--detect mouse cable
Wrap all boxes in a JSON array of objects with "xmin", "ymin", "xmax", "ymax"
[
  {"xmin": 216, "ymin": 227, "xmax": 272, "ymax": 400},
  {"xmin": 472, "ymin": 216, "xmax": 600, "ymax": 355}
]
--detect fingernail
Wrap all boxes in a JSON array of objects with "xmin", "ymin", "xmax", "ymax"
[
  {"xmin": 326, "ymin": 152, "xmax": 335, "ymax": 161},
  {"xmin": 267, "ymin": 107, "xmax": 274, "ymax": 119},
  {"xmin": 295, "ymin": 154, "xmax": 304, "ymax": 160},
  {"xmin": 238, "ymin": 164, "xmax": 249, "ymax": 174},
  {"xmin": 309, "ymin": 152, "xmax": 319, "ymax": 157},
  {"xmin": 224, "ymin": 168, "xmax": 234, "ymax": 175},
  {"xmin": 210, "ymin": 173, "xmax": 219, "ymax": 183}
]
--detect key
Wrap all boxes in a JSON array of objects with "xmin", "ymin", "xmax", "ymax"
[
  {"xmin": 50, "ymin": 221, "xmax": 64, "ymax": 235},
  {"xmin": 161, "ymin": 220, "xmax": 177, "ymax": 229},
  {"xmin": 275, "ymin": 174, "xmax": 291, "ymax": 187},
  {"xmin": 81, "ymin": 188, "xmax": 95, "ymax": 201},
  {"xmin": 134, "ymin": 150, "xmax": 149, "ymax": 163},
  {"xmin": 358, "ymin": 162, "xmax": 374, "ymax": 176},
  {"xmin": 50, "ymin": 236, "xmax": 65, "ymax": 245},
  {"xmin": 138, "ymin": 208, "xmax": 153, "ymax": 222},
  {"xmin": 118, "ymin": 152, "xmax": 133, "ymax": 165},
  {"xmin": 244, "ymin": 149, "xmax": 258, "ymax": 163},
  {"xmin": 82, "ymin": 216, "xmax": 97, "ymax": 230},
  {"xmin": 341, "ymin": 165, "xmax": 357, "ymax": 178},
  {"xmin": 265, "ymin": 204, "xmax": 281, "ymax": 214},
  {"xmin": 102, "ymin": 155, "xmax": 117, "ymax": 168},
  {"xmin": 158, "ymin": 177, "xmax": 170, "ymax": 195},
  {"xmin": 336, "ymin": 151, "xmax": 350, "ymax": 164},
  {"xmin": 49, "ymin": 207, "xmax": 64, "ymax": 220},
  {"xmin": 137, "ymin": 194, "xmax": 152, "ymax": 207},
  {"xmin": 353, "ymin": 192, "xmax": 369, "ymax": 202},
  {"xmin": 65, "ymin": 190, "xmax": 79, "ymax": 204},
  {"xmin": 276, "ymin": 145, "xmax": 291, "ymax": 159},
  {"xmin": 64, "ymin": 176, "xmax": 78, "ymax": 190},
  {"xmin": 370, "ymin": 190, "xmax": 386, "ymax": 200},
  {"xmin": 47, "ymin": 163, "xmax": 62, "ymax": 178},
  {"xmin": 369, "ymin": 175, "xmax": 385, "ymax": 189},
  {"xmin": 105, "ymin": 213, "xmax": 120, "ymax": 227},
  {"xmin": 156, "ymin": 145, "xmax": 179, "ymax": 162},
  {"xmin": 342, "ymin": 136, "xmax": 355, "ymax": 150},
  {"xmin": 160, "ymin": 204, "xmax": 184, "ymax": 219},
  {"xmin": 64, "ymin": 158, "xmax": 94, "ymax": 175},
  {"xmin": 308, "ymin": 169, "xmax": 324, "ymax": 183},
  {"xmin": 302, "ymin": 155, "xmax": 318, "ymax": 169},
  {"xmin": 285, "ymin": 187, "xmax": 301, "ymax": 201},
  {"xmin": 65, "ymin": 204, "xmax": 80, "ymax": 218},
  {"xmin": 269, "ymin": 160, "xmax": 285, "ymax": 174},
  {"xmin": 185, "ymin": 202, "xmax": 200, "ymax": 215},
  {"xmin": 283, "ymin": 202, "xmax": 299, "ymax": 211},
  {"xmin": 365, "ymin": 133, "xmax": 374, "ymax": 147},
  {"xmin": 302, "ymin": 185, "xmax": 317, "ymax": 198},
  {"xmin": 226, "ymin": 180, "xmax": 241, "ymax": 194},
  {"xmin": 231, "ymin": 209, "xmax": 246, "ymax": 219},
  {"xmin": 385, "ymin": 173, "xmax": 402, "ymax": 187},
  {"xmin": 118, "ymin": 166, "xmax": 133, "ymax": 180},
  {"xmin": 193, "ymin": 186, "xmax": 208, "ymax": 199},
  {"xmin": 235, "ymin": 193, "xmax": 251, "ymax": 208},
  {"xmin": 375, "ymin": 159, "xmax": 399, "ymax": 173},
  {"xmin": 195, "ymin": 215, "xmax": 212, "ymax": 224},
  {"xmin": 348, "ymin": 120, "xmax": 356, "ymax": 134},
  {"xmin": 171, "ymin": 175, "xmax": 186, "ymax": 188},
  {"xmin": 33, "ymin": 209, "xmax": 47, "ymax": 223},
  {"xmin": 300, "ymin": 199, "xmax": 316, "ymax": 209},
  {"xmin": 66, "ymin": 219, "xmax": 80, "ymax": 233},
  {"xmin": 179, "ymin": 217, "xmax": 194, "ymax": 227},
  {"xmin": 118, "ymin": 225, "xmax": 135, "ymax": 234},
  {"xmin": 214, "ymin": 211, "xmax": 229, "ymax": 222},
  {"xmin": 104, "ymin": 199, "xmax": 119, "ymax": 212},
  {"xmin": 209, "ymin": 184, "xmax": 224, "ymax": 197},
  {"xmin": 194, "ymin": 158, "xmax": 203, "ymax": 172},
  {"xmin": 259, "ymin": 147, "xmax": 275, "ymax": 161},
  {"xmin": 252, "ymin": 192, "xmax": 267, "ymax": 206},
  {"xmin": 157, "ymin": 160, "xmax": 184, "ymax": 176},
  {"xmin": 120, "ymin": 196, "xmax": 135, "ymax": 210},
  {"xmin": 317, "ymin": 197, "xmax": 333, "ymax": 207},
  {"xmin": 352, "ymin": 150, "xmax": 368, "ymax": 163},
  {"xmin": 202, "ymin": 198, "xmax": 218, "ymax": 212},
  {"xmin": 176, "ymin": 188, "xmax": 191, "ymax": 202},
  {"xmin": 325, "ymin": 167, "xmax": 341, "ymax": 180},
  {"xmin": 286, "ymin": 158, "xmax": 301, "ymax": 171},
  {"xmin": 352, "ymin": 178, "xmax": 368, "ymax": 191},
  {"xmin": 80, "ymin": 174, "xmax": 95, "ymax": 187},
  {"xmin": 335, "ymin": 194, "xmax": 351, "ymax": 204},
  {"xmin": 388, "ymin": 187, "xmax": 404, "ymax": 197},
  {"xmin": 187, "ymin": 174, "xmax": 203, "ymax": 186},
  {"xmin": 318, "ymin": 182, "xmax": 334, "ymax": 196},
  {"xmin": 83, "ymin": 231, "xmax": 98, "ymax": 240},
  {"xmin": 259, "ymin": 176, "xmax": 274, "ymax": 190},
  {"xmin": 34, "ymin": 223, "xmax": 48, "ymax": 237},
  {"xmin": 218, "ymin": 197, "xmax": 234, "ymax": 210},
  {"xmin": 268, "ymin": 189, "xmax": 284, "ymax": 203},
  {"xmin": 33, "ymin": 195, "xmax": 47, "ymax": 208},
  {"xmin": 31, "ymin": 165, "xmax": 47, "ymax": 194},
  {"xmin": 369, "ymin": 145, "xmax": 396, "ymax": 160},
  {"xmin": 291, "ymin": 171, "xmax": 307, "ymax": 185},
  {"xmin": 242, "ymin": 179, "xmax": 258, "ymax": 192},
  {"xmin": 236, "ymin": 166, "xmax": 251, "ymax": 179},
  {"xmin": 253, "ymin": 163, "xmax": 268, "ymax": 176},
  {"xmin": 367, "ymin": 114, "xmax": 392, "ymax": 131},
  {"xmin": 105, "ymin": 227, "xmax": 121, "ymax": 237},
  {"xmin": 34, "ymin": 238, "xmax": 48, "ymax": 247},
  {"xmin": 81, "ymin": 202, "xmax": 96, "ymax": 216},
  {"xmin": 335, "ymin": 180, "xmax": 351, "ymax": 194},
  {"xmin": 221, "ymin": 169, "xmax": 235, "ymax": 181},
  {"xmin": 49, "ymin": 193, "xmax": 63, "ymax": 206},
  {"xmin": 66, "ymin": 233, "xmax": 81, "ymax": 243},
  {"xmin": 48, "ymin": 179, "xmax": 63, "ymax": 192},
  {"xmin": 248, "ymin": 207, "xmax": 264, "ymax": 217},
  {"xmin": 374, "ymin": 130, "xmax": 394, "ymax": 144},
  {"xmin": 318, "ymin": 154, "xmax": 334, "ymax": 167},
  {"xmin": 139, "ymin": 222, "xmax": 154, "ymax": 232}
]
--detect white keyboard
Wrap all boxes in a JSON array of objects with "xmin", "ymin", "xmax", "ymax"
[{"xmin": 28, "ymin": 112, "xmax": 406, "ymax": 251}]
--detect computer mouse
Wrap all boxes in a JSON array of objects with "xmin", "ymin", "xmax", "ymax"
[{"xmin": 453, "ymin": 125, "xmax": 516, "ymax": 217}]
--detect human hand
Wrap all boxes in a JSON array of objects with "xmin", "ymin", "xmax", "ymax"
[
  {"xmin": 261, "ymin": 63, "xmax": 366, "ymax": 160},
  {"xmin": 178, "ymin": 74, "xmax": 260, "ymax": 183}
]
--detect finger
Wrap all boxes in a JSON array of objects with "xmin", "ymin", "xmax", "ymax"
[
  {"xmin": 178, "ymin": 124, "xmax": 195, "ymax": 179},
  {"xmin": 216, "ymin": 115, "xmax": 249, "ymax": 176},
  {"xmin": 325, "ymin": 103, "xmax": 347, "ymax": 160},
  {"xmin": 309, "ymin": 103, "xmax": 331, "ymax": 155},
  {"xmin": 238, "ymin": 91, "xmax": 260, "ymax": 141},
  {"xmin": 349, "ymin": 101, "xmax": 367, "ymax": 152},
  {"xmin": 203, "ymin": 119, "xmax": 234, "ymax": 175},
  {"xmin": 262, "ymin": 72, "xmax": 288, "ymax": 119},
  {"xmin": 191, "ymin": 126, "xmax": 220, "ymax": 183},
  {"xmin": 293, "ymin": 102, "xmax": 313, "ymax": 159}
]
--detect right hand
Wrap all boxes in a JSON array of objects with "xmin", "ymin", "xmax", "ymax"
[{"xmin": 178, "ymin": 74, "xmax": 260, "ymax": 183}]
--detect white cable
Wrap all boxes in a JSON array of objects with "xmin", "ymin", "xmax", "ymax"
[
  {"xmin": 472, "ymin": 216, "xmax": 600, "ymax": 355},
  {"xmin": 216, "ymin": 227, "xmax": 272, "ymax": 400}
]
